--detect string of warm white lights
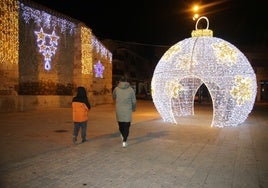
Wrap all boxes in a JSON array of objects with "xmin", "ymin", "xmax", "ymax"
[
  {"xmin": 81, "ymin": 26, "xmax": 93, "ymax": 75},
  {"xmin": 0, "ymin": 0, "xmax": 19, "ymax": 65},
  {"xmin": 151, "ymin": 16, "xmax": 257, "ymax": 128}
]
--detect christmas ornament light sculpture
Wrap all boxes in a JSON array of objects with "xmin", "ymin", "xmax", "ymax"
[{"xmin": 151, "ymin": 17, "xmax": 257, "ymax": 127}]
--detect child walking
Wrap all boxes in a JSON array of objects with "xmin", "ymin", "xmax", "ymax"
[{"xmin": 72, "ymin": 86, "xmax": 91, "ymax": 144}]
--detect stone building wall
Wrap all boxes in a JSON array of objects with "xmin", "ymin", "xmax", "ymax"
[{"xmin": 0, "ymin": 0, "xmax": 112, "ymax": 112}]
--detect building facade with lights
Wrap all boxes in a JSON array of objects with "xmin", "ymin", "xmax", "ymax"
[{"xmin": 0, "ymin": 0, "xmax": 113, "ymax": 112}]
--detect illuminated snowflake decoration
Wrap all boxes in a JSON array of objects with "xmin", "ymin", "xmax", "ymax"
[
  {"xmin": 34, "ymin": 27, "xmax": 59, "ymax": 70},
  {"xmin": 165, "ymin": 80, "xmax": 183, "ymax": 98},
  {"xmin": 212, "ymin": 42, "xmax": 237, "ymax": 66},
  {"xmin": 151, "ymin": 17, "xmax": 257, "ymax": 127},
  {"xmin": 230, "ymin": 75, "xmax": 253, "ymax": 105},
  {"xmin": 175, "ymin": 53, "xmax": 197, "ymax": 70},
  {"xmin": 94, "ymin": 61, "xmax": 105, "ymax": 78},
  {"xmin": 163, "ymin": 43, "xmax": 182, "ymax": 61}
]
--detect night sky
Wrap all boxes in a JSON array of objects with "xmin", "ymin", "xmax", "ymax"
[{"xmin": 29, "ymin": 0, "xmax": 266, "ymax": 47}]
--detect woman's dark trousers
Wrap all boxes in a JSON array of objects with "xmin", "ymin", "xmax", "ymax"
[{"xmin": 118, "ymin": 122, "xmax": 131, "ymax": 142}]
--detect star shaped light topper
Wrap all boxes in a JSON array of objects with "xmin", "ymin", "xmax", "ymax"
[{"xmin": 34, "ymin": 27, "xmax": 60, "ymax": 70}]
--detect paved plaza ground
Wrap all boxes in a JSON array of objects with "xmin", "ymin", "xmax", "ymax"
[{"xmin": 0, "ymin": 100, "xmax": 267, "ymax": 188}]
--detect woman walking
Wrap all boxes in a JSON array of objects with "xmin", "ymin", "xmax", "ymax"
[{"xmin": 113, "ymin": 77, "xmax": 136, "ymax": 148}]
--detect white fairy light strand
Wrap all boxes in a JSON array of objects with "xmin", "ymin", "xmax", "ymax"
[
  {"xmin": 91, "ymin": 35, "xmax": 112, "ymax": 62},
  {"xmin": 81, "ymin": 26, "xmax": 93, "ymax": 75},
  {"xmin": 20, "ymin": 3, "xmax": 76, "ymax": 35}
]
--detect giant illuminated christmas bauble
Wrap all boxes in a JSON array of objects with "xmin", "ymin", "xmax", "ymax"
[{"xmin": 151, "ymin": 17, "xmax": 257, "ymax": 127}]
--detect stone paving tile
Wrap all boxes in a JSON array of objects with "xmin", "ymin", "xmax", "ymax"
[{"xmin": 0, "ymin": 101, "xmax": 267, "ymax": 188}]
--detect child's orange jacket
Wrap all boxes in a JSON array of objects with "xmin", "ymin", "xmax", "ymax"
[{"xmin": 72, "ymin": 102, "xmax": 89, "ymax": 122}]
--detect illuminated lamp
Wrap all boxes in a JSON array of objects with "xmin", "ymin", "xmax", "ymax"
[{"xmin": 151, "ymin": 16, "xmax": 257, "ymax": 127}]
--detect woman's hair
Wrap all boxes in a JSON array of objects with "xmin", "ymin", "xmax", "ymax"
[{"xmin": 76, "ymin": 86, "xmax": 87, "ymax": 98}]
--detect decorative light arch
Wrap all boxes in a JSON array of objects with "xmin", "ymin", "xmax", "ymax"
[{"xmin": 151, "ymin": 17, "xmax": 257, "ymax": 127}]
